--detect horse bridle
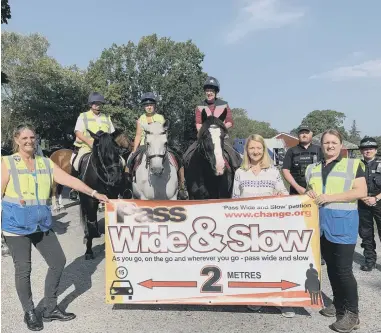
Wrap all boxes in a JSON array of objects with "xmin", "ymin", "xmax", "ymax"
[
  {"xmin": 197, "ymin": 125, "xmax": 223, "ymax": 172},
  {"xmin": 145, "ymin": 130, "xmax": 168, "ymax": 170},
  {"xmin": 91, "ymin": 142, "xmax": 122, "ymax": 187}
]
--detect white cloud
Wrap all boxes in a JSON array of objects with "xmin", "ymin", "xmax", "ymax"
[
  {"xmin": 226, "ymin": 0, "xmax": 305, "ymax": 44},
  {"xmin": 310, "ymin": 59, "xmax": 381, "ymax": 81}
]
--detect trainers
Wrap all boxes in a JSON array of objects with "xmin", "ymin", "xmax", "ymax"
[
  {"xmin": 330, "ymin": 310, "xmax": 360, "ymax": 333},
  {"xmin": 247, "ymin": 305, "xmax": 262, "ymax": 311},
  {"xmin": 319, "ymin": 303, "xmax": 336, "ymax": 317},
  {"xmin": 276, "ymin": 306, "xmax": 295, "ymax": 318}
]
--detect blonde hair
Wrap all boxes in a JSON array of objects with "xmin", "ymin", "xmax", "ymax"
[
  {"xmin": 241, "ymin": 134, "xmax": 272, "ymax": 171},
  {"xmin": 12, "ymin": 123, "xmax": 36, "ymax": 153},
  {"xmin": 321, "ymin": 129, "xmax": 343, "ymax": 144}
]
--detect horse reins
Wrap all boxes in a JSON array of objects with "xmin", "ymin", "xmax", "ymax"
[{"xmin": 91, "ymin": 146, "xmax": 122, "ymax": 187}]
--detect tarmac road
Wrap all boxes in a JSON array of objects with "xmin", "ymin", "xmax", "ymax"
[{"xmin": 1, "ymin": 198, "xmax": 381, "ymax": 333}]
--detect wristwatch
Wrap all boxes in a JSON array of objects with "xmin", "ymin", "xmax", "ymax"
[{"xmin": 376, "ymin": 196, "xmax": 380, "ymax": 203}]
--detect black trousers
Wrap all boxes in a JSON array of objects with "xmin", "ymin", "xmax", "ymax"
[
  {"xmin": 4, "ymin": 230, "xmax": 66, "ymax": 313},
  {"xmin": 358, "ymin": 200, "xmax": 381, "ymax": 264},
  {"xmin": 320, "ymin": 235, "xmax": 358, "ymax": 313}
]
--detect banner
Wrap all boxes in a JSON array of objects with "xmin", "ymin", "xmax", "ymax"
[{"xmin": 105, "ymin": 195, "xmax": 323, "ymax": 308}]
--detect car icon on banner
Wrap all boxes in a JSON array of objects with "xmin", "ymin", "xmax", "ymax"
[{"xmin": 110, "ymin": 280, "xmax": 134, "ymax": 300}]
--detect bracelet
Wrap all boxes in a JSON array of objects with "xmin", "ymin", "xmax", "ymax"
[{"xmin": 91, "ymin": 190, "xmax": 97, "ymax": 197}]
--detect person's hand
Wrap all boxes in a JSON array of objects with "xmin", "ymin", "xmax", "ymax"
[
  {"xmin": 315, "ymin": 194, "xmax": 332, "ymax": 206},
  {"xmin": 296, "ymin": 185, "xmax": 307, "ymax": 195},
  {"xmin": 306, "ymin": 190, "xmax": 318, "ymax": 199},
  {"xmin": 363, "ymin": 196, "xmax": 377, "ymax": 206},
  {"xmin": 94, "ymin": 192, "xmax": 109, "ymax": 203}
]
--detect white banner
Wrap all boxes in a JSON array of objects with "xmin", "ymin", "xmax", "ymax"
[{"xmin": 105, "ymin": 195, "xmax": 323, "ymax": 308}]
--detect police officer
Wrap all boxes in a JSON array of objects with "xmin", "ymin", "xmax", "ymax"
[
  {"xmin": 282, "ymin": 126, "xmax": 323, "ymax": 195},
  {"xmin": 358, "ymin": 137, "xmax": 381, "ymax": 271}
]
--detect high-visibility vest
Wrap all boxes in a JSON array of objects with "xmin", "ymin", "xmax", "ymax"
[
  {"xmin": 2, "ymin": 154, "xmax": 53, "ymax": 206},
  {"xmin": 305, "ymin": 158, "xmax": 365, "ymax": 244},
  {"xmin": 74, "ymin": 110, "xmax": 112, "ymax": 148},
  {"xmin": 305, "ymin": 158, "xmax": 363, "ymax": 210},
  {"xmin": 138, "ymin": 113, "xmax": 165, "ymax": 145},
  {"xmin": 196, "ymin": 99, "xmax": 228, "ymax": 120}
]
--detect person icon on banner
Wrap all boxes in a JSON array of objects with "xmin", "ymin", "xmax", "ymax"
[{"xmin": 305, "ymin": 263, "xmax": 321, "ymax": 305}]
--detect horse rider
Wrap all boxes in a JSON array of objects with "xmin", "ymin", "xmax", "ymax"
[
  {"xmin": 182, "ymin": 76, "xmax": 242, "ymax": 171},
  {"xmin": 126, "ymin": 92, "xmax": 187, "ymax": 198},
  {"xmin": 71, "ymin": 92, "xmax": 115, "ymax": 179},
  {"xmin": 358, "ymin": 137, "xmax": 381, "ymax": 271}
]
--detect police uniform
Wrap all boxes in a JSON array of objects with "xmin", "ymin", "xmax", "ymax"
[
  {"xmin": 282, "ymin": 142, "xmax": 323, "ymax": 194},
  {"xmin": 358, "ymin": 138, "xmax": 381, "ymax": 271}
]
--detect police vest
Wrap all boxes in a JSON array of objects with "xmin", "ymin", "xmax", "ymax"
[
  {"xmin": 197, "ymin": 99, "xmax": 228, "ymax": 121},
  {"xmin": 139, "ymin": 113, "xmax": 165, "ymax": 145},
  {"xmin": 290, "ymin": 148, "xmax": 320, "ymax": 187},
  {"xmin": 2, "ymin": 154, "xmax": 53, "ymax": 206},
  {"xmin": 364, "ymin": 158, "xmax": 381, "ymax": 195},
  {"xmin": 74, "ymin": 110, "xmax": 112, "ymax": 148},
  {"xmin": 305, "ymin": 158, "xmax": 364, "ymax": 244}
]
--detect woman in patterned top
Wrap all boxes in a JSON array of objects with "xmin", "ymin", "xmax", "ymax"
[
  {"xmin": 232, "ymin": 134, "xmax": 288, "ymax": 198},
  {"xmin": 232, "ymin": 134, "xmax": 294, "ymax": 318}
]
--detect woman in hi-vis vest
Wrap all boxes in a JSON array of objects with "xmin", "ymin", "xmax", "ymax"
[
  {"xmin": 305, "ymin": 129, "xmax": 367, "ymax": 333},
  {"xmin": 126, "ymin": 92, "xmax": 187, "ymax": 198},
  {"xmin": 1, "ymin": 124, "xmax": 109, "ymax": 331}
]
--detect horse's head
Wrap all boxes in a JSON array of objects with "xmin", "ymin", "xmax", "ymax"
[
  {"xmin": 198, "ymin": 108, "xmax": 228, "ymax": 176},
  {"xmin": 141, "ymin": 120, "xmax": 169, "ymax": 175},
  {"xmin": 88, "ymin": 130, "xmax": 123, "ymax": 186}
]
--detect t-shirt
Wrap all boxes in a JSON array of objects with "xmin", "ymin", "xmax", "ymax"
[
  {"xmin": 232, "ymin": 166, "xmax": 289, "ymax": 198},
  {"xmin": 74, "ymin": 112, "xmax": 115, "ymax": 133}
]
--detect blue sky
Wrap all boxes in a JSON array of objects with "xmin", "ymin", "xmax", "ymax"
[{"xmin": 3, "ymin": 0, "xmax": 381, "ymax": 136}]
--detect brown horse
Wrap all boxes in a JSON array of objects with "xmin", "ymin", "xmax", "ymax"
[
  {"xmin": 50, "ymin": 149, "xmax": 74, "ymax": 211},
  {"xmin": 50, "ymin": 131, "xmax": 132, "ymax": 211}
]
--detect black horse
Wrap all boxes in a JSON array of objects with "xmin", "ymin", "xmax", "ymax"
[
  {"xmin": 78, "ymin": 130, "xmax": 130, "ymax": 260},
  {"xmin": 184, "ymin": 109, "xmax": 236, "ymax": 199}
]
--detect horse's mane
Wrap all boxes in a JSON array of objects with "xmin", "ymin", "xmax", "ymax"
[{"xmin": 197, "ymin": 116, "xmax": 227, "ymax": 141}]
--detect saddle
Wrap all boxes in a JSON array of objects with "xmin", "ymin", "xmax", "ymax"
[{"xmin": 71, "ymin": 151, "xmax": 91, "ymax": 172}]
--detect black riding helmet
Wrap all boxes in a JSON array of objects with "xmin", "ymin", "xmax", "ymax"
[
  {"xmin": 88, "ymin": 92, "xmax": 105, "ymax": 105},
  {"xmin": 203, "ymin": 76, "xmax": 220, "ymax": 93},
  {"xmin": 141, "ymin": 92, "xmax": 157, "ymax": 105},
  {"xmin": 359, "ymin": 137, "xmax": 378, "ymax": 149}
]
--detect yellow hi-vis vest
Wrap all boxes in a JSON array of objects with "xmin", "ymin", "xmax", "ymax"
[
  {"xmin": 138, "ymin": 113, "xmax": 165, "ymax": 145},
  {"xmin": 2, "ymin": 154, "xmax": 53, "ymax": 206},
  {"xmin": 305, "ymin": 158, "xmax": 363, "ymax": 210},
  {"xmin": 74, "ymin": 110, "xmax": 112, "ymax": 148}
]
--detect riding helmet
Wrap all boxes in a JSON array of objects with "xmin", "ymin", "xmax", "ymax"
[
  {"xmin": 203, "ymin": 76, "xmax": 220, "ymax": 93},
  {"xmin": 141, "ymin": 92, "xmax": 157, "ymax": 105},
  {"xmin": 88, "ymin": 92, "xmax": 105, "ymax": 105}
]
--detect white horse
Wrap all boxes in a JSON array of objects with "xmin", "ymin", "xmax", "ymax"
[{"xmin": 132, "ymin": 121, "xmax": 179, "ymax": 200}]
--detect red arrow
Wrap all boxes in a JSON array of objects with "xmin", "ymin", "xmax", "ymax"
[
  {"xmin": 138, "ymin": 279, "xmax": 197, "ymax": 289},
  {"xmin": 228, "ymin": 280, "xmax": 300, "ymax": 291}
]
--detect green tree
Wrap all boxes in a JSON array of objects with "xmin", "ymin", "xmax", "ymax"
[
  {"xmin": 348, "ymin": 120, "xmax": 361, "ymax": 145},
  {"xmin": 292, "ymin": 110, "xmax": 349, "ymax": 139},
  {"xmin": 1, "ymin": 32, "xmax": 90, "ymax": 147},
  {"xmin": 229, "ymin": 108, "xmax": 278, "ymax": 141},
  {"xmin": 86, "ymin": 34, "xmax": 207, "ymax": 151},
  {"xmin": 1, "ymin": 0, "xmax": 11, "ymax": 24},
  {"xmin": 1, "ymin": 0, "xmax": 12, "ymax": 84}
]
